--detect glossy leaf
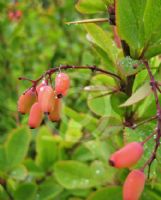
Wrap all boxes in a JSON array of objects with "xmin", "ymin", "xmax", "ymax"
[
  {"xmin": 36, "ymin": 126, "xmax": 58, "ymax": 171},
  {"xmin": 36, "ymin": 178, "xmax": 63, "ymax": 200},
  {"xmin": 65, "ymin": 119, "xmax": 82, "ymax": 145},
  {"xmin": 54, "ymin": 161, "xmax": 97, "ymax": 189},
  {"xmin": 13, "ymin": 183, "xmax": 37, "ymax": 200},
  {"xmin": 9, "ymin": 165, "xmax": 28, "ymax": 181},
  {"xmin": 6, "ymin": 126, "xmax": 31, "ymax": 169},
  {"xmin": 120, "ymin": 82, "xmax": 152, "ymax": 107},
  {"xmin": 97, "ymin": 116, "xmax": 123, "ymax": 138},
  {"xmin": 116, "ymin": 0, "xmax": 146, "ymax": 57},
  {"xmin": 85, "ymin": 24, "xmax": 118, "ymax": 64},
  {"xmin": 87, "ymin": 94, "xmax": 113, "ymax": 116},
  {"xmin": 87, "ymin": 187, "xmax": 122, "ymax": 200},
  {"xmin": 144, "ymin": 0, "xmax": 161, "ymax": 45},
  {"xmin": 75, "ymin": 0, "xmax": 106, "ymax": 14},
  {"xmin": 0, "ymin": 185, "xmax": 9, "ymax": 200}
]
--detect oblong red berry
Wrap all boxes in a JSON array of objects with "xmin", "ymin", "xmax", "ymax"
[
  {"xmin": 55, "ymin": 73, "xmax": 70, "ymax": 97},
  {"xmin": 38, "ymin": 85, "xmax": 55, "ymax": 113},
  {"xmin": 123, "ymin": 170, "xmax": 145, "ymax": 200},
  {"xmin": 18, "ymin": 88, "xmax": 37, "ymax": 114},
  {"xmin": 48, "ymin": 98, "xmax": 62, "ymax": 122},
  {"xmin": 28, "ymin": 102, "xmax": 43, "ymax": 129},
  {"xmin": 109, "ymin": 142, "xmax": 143, "ymax": 168},
  {"xmin": 36, "ymin": 80, "xmax": 47, "ymax": 94}
]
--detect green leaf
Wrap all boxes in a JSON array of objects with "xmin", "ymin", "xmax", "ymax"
[
  {"xmin": 84, "ymin": 24, "xmax": 118, "ymax": 64},
  {"xmin": 87, "ymin": 187, "xmax": 122, "ymax": 200},
  {"xmin": 120, "ymin": 82, "xmax": 152, "ymax": 107},
  {"xmin": 0, "ymin": 185, "xmax": 9, "ymax": 200},
  {"xmin": 65, "ymin": 119, "xmax": 82, "ymax": 145},
  {"xmin": 54, "ymin": 161, "xmax": 96, "ymax": 189},
  {"xmin": 110, "ymin": 92, "xmax": 127, "ymax": 115},
  {"xmin": 87, "ymin": 94, "xmax": 113, "ymax": 116},
  {"xmin": 119, "ymin": 57, "xmax": 145, "ymax": 77},
  {"xmin": 141, "ymin": 187, "xmax": 161, "ymax": 200},
  {"xmin": 64, "ymin": 106, "xmax": 98, "ymax": 132},
  {"xmin": 9, "ymin": 165, "xmax": 28, "ymax": 181},
  {"xmin": 91, "ymin": 74, "xmax": 118, "ymax": 89},
  {"xmin": 97, "ymin": 116, "xmax": 123, "ymax": 138},
  {"xmin": 36, "ymin": 126, "xmax": 58, "ymax": 171},
  {"xmin": 13, "ymin": 183, "xmax": 37, "ymax": 200},
  {"xmin": 24, "ymin": 159, "xmax": 44, "ymax": 178},
  {"xmin": 90, "ymin": 161, "xmax": 115, "ymax": 184},
  {"xmin": 0, "ymin": 146, "xmax": 7, "ymax": 172},
  {"xmin": 116, "ymin": 0, "xmax": 146, "ymax": 57},
  {"xmin": 6, "ymin": 126, "xmax": 31, "ymax": 170},
  {"xmin": 84, "ymin": 140, "xmax": 109, "ymax": 161},
  {"xmin": 144, "ymin": 0, "xmax": 161, "ymax": 45},
  {"xmin": 75, "ymin": 0, "xmax": 106, "ymax": 14},
  {"xmin": 72, "ymin": 145, "xmax": 95, "ymax": 162},
  {"xmin": 36, "ymin": 178, "xmax": 63, "ymax": 200},
  {"xmin": 144, "ymin": 43, "xmax": 161, "ymax": 58},
  {"xmin": 92, "ymin": 45, "xmax": 115, "ymax": 70}
]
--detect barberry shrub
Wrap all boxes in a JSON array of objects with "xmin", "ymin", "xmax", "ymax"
[{"xmin": 0, "ymin": 0, "xmax": 161, "ymax": 200}]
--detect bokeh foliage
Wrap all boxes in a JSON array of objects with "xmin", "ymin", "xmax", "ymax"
[{"xmin": 0, "ymin": 0, "xmax": 161, "ymax": 199}]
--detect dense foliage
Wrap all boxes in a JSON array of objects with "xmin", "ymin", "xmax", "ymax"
[{"xmin": 0, "ymin": 0, "xmax": 161, "ymax": 200}]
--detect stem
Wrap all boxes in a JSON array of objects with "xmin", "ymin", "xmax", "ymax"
[
  {"xmin": 66, "ymin": 18, "xmax": 109, "ymax": 25},
  {"xmin": 141, "ymin": 60, "xmax": 161, "ymax": 176},
  {"xmin": 132, "ymin": 115, "xmax": 157, "ymax": 129},
  {"xmin": 19, "ymin": 65, "xmax": 122, "ymax": 86},
  {"xmin": 141, "ymin": 130, "xmax": 157, "ymax": 145}
]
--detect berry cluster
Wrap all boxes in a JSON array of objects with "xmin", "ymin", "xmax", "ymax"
[
  {"xmin": 18, "ymin": 73, "xmax": 70, "ymax": 129},
  {"xmin": 109, "ymin": 142, "xmax": 145, "ymax": 200},
  {"xmin": 8, "ymin": 10, "xmax": 22, "ymax": 21}
]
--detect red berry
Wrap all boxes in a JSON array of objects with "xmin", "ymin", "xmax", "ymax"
[
  {"xmin": 8, "ymin": 10, "xmax": 22, "ymax": 21},
  {"xmin": 15, "ymin": 10, "xmax": 22, "ymax": 19},
  {"xmin": 8, "ymin": 11, "xmax": 15, "ymax": 21},
  {"xmin": 38, "ymin": 85, "xmax": 55, "ymax": 113},
  {"xmin": 109, "ymin": 142, "xmax": 143, "ymax": 168},
  {"xmin": 48, "ymin": 98, "xmax": 62, "ymax": 122},
  {"xmin": 36, "ymin": 80, "xmax": 47, "ymax": 94},
  {"xmin": 123, "ymin": 170, "xmax": 145, "ymax": 200},
  {"xmin": 28, "ymin": 102, "xmax": 43, "ymax": 129},
  {"xmin": 18, "ymin": 88, "xmax": 37, "ymax": 114},
  {"xmin": 55, "ymin": 73, "xmax": 70, "ymax": 97}
]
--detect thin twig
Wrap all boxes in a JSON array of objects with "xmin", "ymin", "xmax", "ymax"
[
  {"xmin": 141, "ymin": 129, "xmax": 157, "ymax": 145},
  {"xmin": 66, "ymin": 18, "xmax": 109, "ymax": 25},
  {"xmin": 132, "ymin": 115, "xmax": 157, "ymax": 129},
  {"xmin": 19, "ymin": 65, "xmax": 122, "ymax": 86},
  {"xmin": 141, "ymin": 60, "xmax": 161, "ymax": 177}
]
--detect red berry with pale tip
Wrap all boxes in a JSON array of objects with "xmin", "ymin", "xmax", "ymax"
[
  {"xmin": 38, "ymin": 85, "xmax": 55, "ymax": 113},
  {"xmin": 28, "ymin": 102, "xmax": 43, "ymax": 129},
  {"xmin": 15, "ymin": 10, "xmax": 22, "ymax": 19},
  {"xmin": 55, "ymin": 73, "xmax": 70, "ymax": 97},
  {"xmin": 36, "ymin": 80, "xmax": 47, "ymax": 94},
  {"xmin": 18, "ymin": 88, "xmax": 37, "ymax": 114},
  {"xmin": 123, "ymin": 169, "xmax": 145, "ymax": 200},
  {"xmin": 48, "ymin": 98, "xmax": 62, "ymax": 122},
  {"xmin": 109, "ymin": 142, "xmax": 143, "ymax": 168}
]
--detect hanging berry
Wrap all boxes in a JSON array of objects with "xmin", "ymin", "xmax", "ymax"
[
  {"xmin": 48, "ymin": 98, "xmax": 62, "ymax": 122},
  {"xmin": 36, "ymin": 79, "xmax": 48, "ymax": 94},
  {"xmin": 55, "ymin": 73, "xmax": 70, "ymax": 97},
  {"xmin": 28, "ymin": 102, "xmax": 43, "ymax": 129},
  {"xmin": 38, "ymin": 85, "xmax": 55, "ymax": 113},
  {"xmin": 123, "ymin": 170, "xmax": 145, "ymax": 200},
  {"xmin": 18, "ymin": 88, "xmax": 37, "ymax": 114},
  {"xmin": 109, "ymin": 142, "xmax": 143, "ymax": 168}
]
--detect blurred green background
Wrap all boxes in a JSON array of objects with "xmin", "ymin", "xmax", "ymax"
[
  {"xmin": 1, "ymin": 0, "xmax": 161, "ymax": 200},
  {"xmin": 0, "ymin": 0, "xmax": 99, "ymax": 135}
]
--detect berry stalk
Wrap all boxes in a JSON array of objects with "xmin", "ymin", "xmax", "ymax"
[{"xmin": 141, "ymin": 60, "xmax": 161, "ymax": 176}]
